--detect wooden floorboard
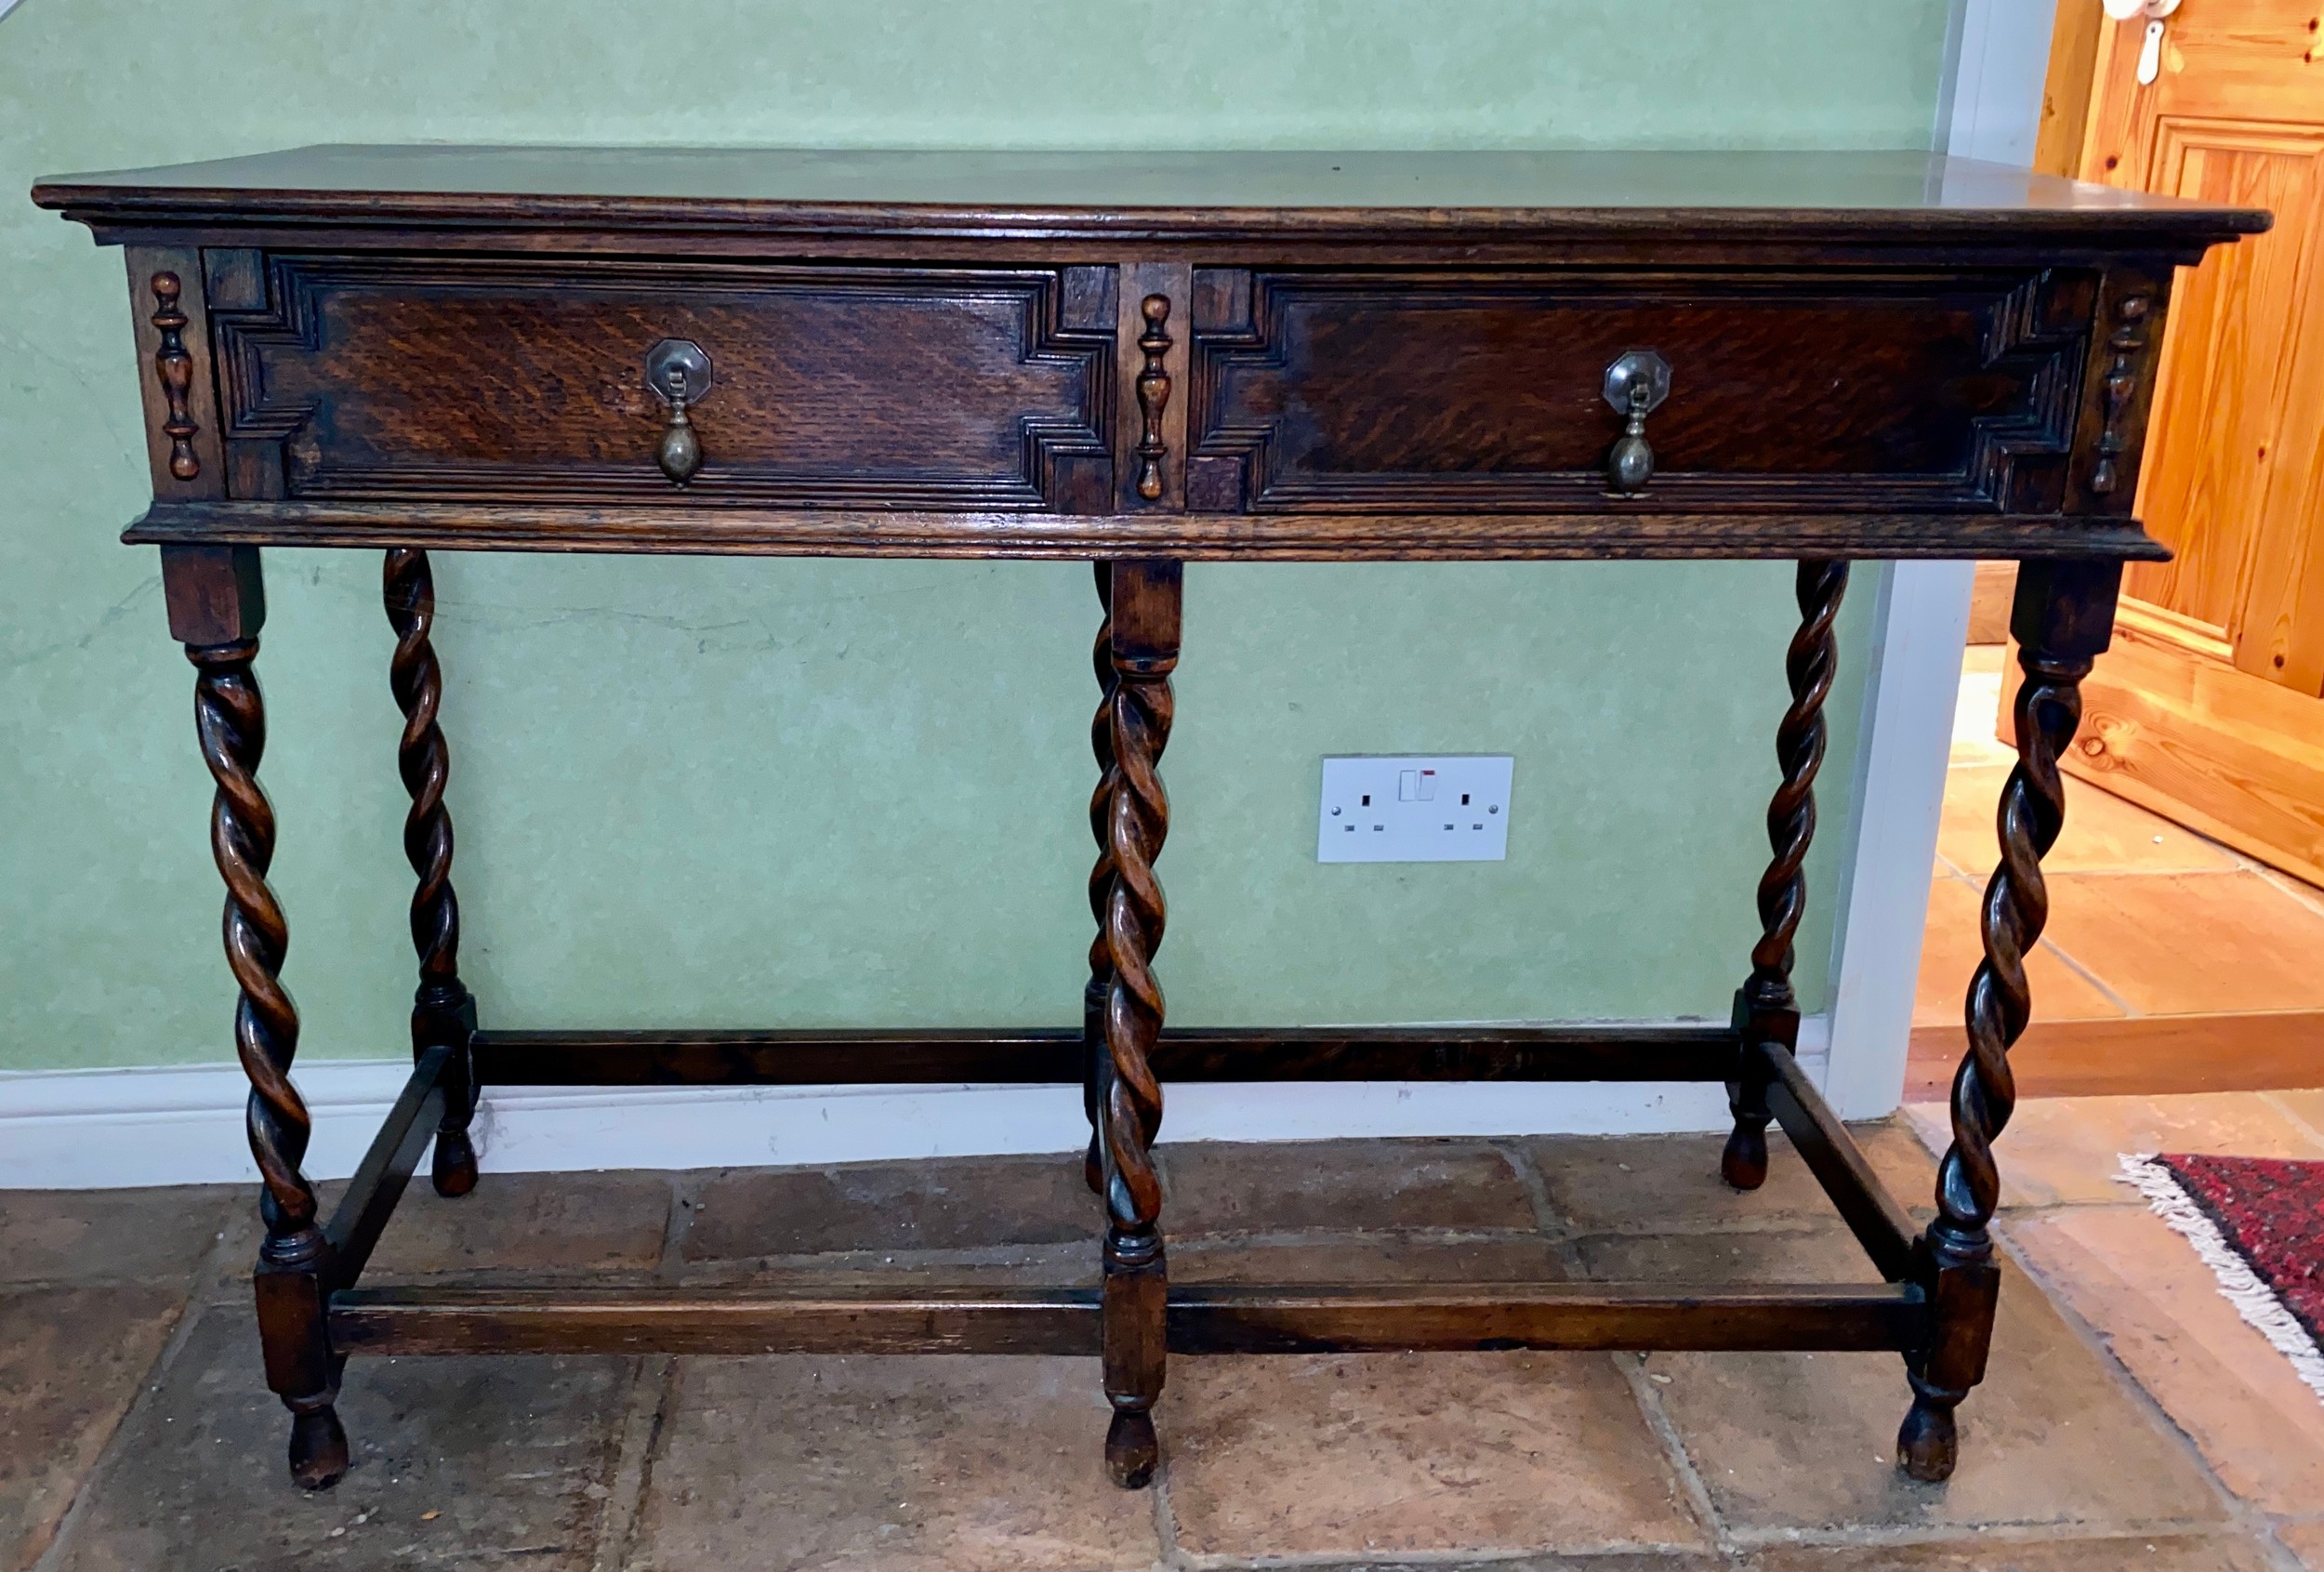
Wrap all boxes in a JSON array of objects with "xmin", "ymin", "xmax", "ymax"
[{"xmin": 1907, "ymin": 1010, "xmax": 2324, "ymax": 1101}]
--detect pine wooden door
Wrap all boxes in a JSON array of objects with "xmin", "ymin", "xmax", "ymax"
[{"xmin": 2033, "ymin": 0, "xmax": 2324, "ymax": 884}]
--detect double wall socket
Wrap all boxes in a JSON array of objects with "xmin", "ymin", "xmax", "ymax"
[{"xmin": 1316, "ymin": 755, "xmax": 1515, "ymax": 864}]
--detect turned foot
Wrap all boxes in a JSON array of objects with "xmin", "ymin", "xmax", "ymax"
[
  {"xmin": 431, "ymin": 1128, "xmax": 479, "ymax": 1197},
  {"xmin": 1721, "ymin": 1119, "xmax": 1770, "ymax": 1190},
  {"xmin": 1105, "ymin": 1407, "xmax": 1158, "ymax": 1489},
  {"xmin": 1895, "ymin": 1380, "xmax": 1960, "ymax": 1482},
  {"xmin": 287, "ymin": 1404, "xmax": 350, "ymax": 1489}
]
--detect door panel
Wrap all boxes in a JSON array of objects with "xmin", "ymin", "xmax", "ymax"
[
  {"xmin": 2134, "ymin": 125, "xmax": 2324, "ymax": 688},
  {"xmin": 2027, "ymin": 0, "xmax": 2324, "ymax": 886}
]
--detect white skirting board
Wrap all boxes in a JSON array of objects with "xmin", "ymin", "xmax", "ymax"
[{"xmin": 0, "ymin": 1019, "xmax": 1826, "ymax": 1189}]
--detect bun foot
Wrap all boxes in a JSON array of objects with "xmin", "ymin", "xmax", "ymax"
[
  {"xmin": 1895, "ymin": 1392, "xmax": 1958, "ymax": 1483},
  {"xmin": 1104, "ymin": 1408, "xmax": 1158, "ymax": 1489},
  {"xmin": 1721, "ymin": 1121, "xmax": 1770, "ymax": 1191},
  {"xmin": 431, "ymin": 1129, "xmax": 479, "ymax": 1198},
  {"xmin": 287, "ymin": 1406, "xmax": 350, "ymax": 1490}
]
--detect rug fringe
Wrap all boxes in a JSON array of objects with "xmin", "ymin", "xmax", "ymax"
[{"xmin": 2117, "ymin": 1153, "xmax": 2324, "ymax": 1407}]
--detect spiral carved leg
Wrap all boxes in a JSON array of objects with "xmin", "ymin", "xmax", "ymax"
[
  {"xmin": 1724, "ymin": 561, "xmax": 1847, "ymax": 1191},
  {"xmin": 1083, "ymin": 561, "xmax": 1118, "ymax": 1199},
  {"xmin": 1094, "ymin": 560, "xmax": 1179, "ymax": 1489},
  {"xmin": 386, "ymin": 548, "xmax": 481, "ymax": 1198},
  {"xmin": 180, "ymin": 603, "xmax": 347, "ymax": 1487},
  {"xmin": 1899, "ymin": 561, "xmax": 2120, "ymax": 1483}
]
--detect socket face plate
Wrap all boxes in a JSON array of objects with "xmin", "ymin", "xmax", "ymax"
[{"xmin": 1316, "ymin": 755, "xmax": 1514, "ymax": 864}]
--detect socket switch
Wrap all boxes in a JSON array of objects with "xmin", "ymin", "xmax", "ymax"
[{"xmin": 1316, "ymin": 755, "xmax": 1514, "ymax": 864}]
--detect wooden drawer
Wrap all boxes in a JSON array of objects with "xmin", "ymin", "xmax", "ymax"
[
  {"xmin": 206, "ymin": 254, "xmax": 1118, "ymax": 510},
  {"xmin": 1183, "ymin": 268, "xmax": 2096, "ymax": 515}
]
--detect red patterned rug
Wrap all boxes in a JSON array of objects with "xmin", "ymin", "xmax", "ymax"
[{"xmin": 2119, "ymin": 1152, "xmax": 2324, "ymax": 1405}]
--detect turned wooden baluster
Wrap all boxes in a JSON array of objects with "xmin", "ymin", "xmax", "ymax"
[
  {"xmin": 1091, "ymin": 559, "xmax": 1180, "ymax": 1489},
  {"xmin": 148, "ymin": 271, "xmax": 202, "ymax": 481},
  {"xmin": 1900, "ymin": 560, "xmax": 2120, "ymax": 1482},
  {"xmin": 163, "ymin": 545, "xmax": 349, "ymax": 1489},
  {"xmin": 1723, "ymin": 560, "xmax": 1848, "ymax": 1190},
  {"xmin": 1132, "ymin": 296, "xmax": 1173, "ymax": 501},
  {"xmin": 385, "ymin": 548, "xmax": 480, "ymax": 1196},
  {"xmin": 1083, "ymin": 561, "xmax": 1119, "ymax": 1196}
]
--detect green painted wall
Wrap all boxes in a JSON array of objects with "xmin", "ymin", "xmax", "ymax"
[{"xmin": 0, "ymin": 0, "xmax": 1945, "ymax": 1073}]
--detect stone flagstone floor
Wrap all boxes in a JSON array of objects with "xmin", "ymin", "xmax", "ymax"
[{"xmin": 6, "ymin": 1102, "xmax": 2322, "ymax": 1570}]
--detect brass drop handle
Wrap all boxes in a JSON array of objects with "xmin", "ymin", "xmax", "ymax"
[
  {"xmin": 658, "ymin": 389, "xmax": 701, "ymax": 486},
  {"xmin": 1603, "ymin": 349, "xmax": 1670, "ymax": 496},
  {"xmin": 645, "ymin": 337, "xmax": 713, "ymax": 486}
]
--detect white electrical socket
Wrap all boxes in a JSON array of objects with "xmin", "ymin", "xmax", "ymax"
[{"xmin": 1316, "ymin": 755, "xmax": 1514, "ymax": 864}]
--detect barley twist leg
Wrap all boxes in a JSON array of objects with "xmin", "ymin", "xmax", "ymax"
[
  {"xmin": 1083, "ymin": 561, "xmax": 1118, "ymax": 1197},
  {"xmin": 1724, "ymin": 560, "xmax": 1848, "ymax": 1190},
  {"xmin": 386, "ymin": 548, "xmax": 480, "ymax": 1196},
  {"xmin": 190, "ymin": 637, "xmax": 348, "ymax": 1489},
  {"xmin": 1094, "ymin": 561, "xmax": 1179, "ymax": 1489},
  {"xmin": 1898, "ymin": 560, "xmax": 2119, "ymax": 1482}
]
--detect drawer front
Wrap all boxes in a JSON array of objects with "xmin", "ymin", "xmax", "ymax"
[
  {"xmin": 208, "ymin": 255, "xmax": 1117, "ymax": 509},
  {"xmin": 1185, "ymin": 269, "xmax": 2095, "ymax": 515}
]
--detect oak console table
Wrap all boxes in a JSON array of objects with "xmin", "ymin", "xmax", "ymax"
[{"xmin": 34, "ymin": 147, "xmax": 2263, "ymax": 1494}]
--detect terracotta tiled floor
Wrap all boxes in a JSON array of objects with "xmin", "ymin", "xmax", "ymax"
[
  {"xmin": 1911, "ymin": 1089, "xmax": 2324, "ymax": 1569},
  {"xmin": 7, "ymin": 1116, "xmax": 2321, "ymax": 1570},
  {"xmin": 1918, "ymin": 646, "xmax": 2324, "ymax": 1034}
]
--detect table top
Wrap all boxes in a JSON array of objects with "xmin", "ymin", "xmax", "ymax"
[
  {"xmin": 33, "ymin": 146, "xmax": 2268, "ymax": 244},
  {"xmin": 47, "ymin": 146, "xmax": 2266, "ymax": 566}
]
